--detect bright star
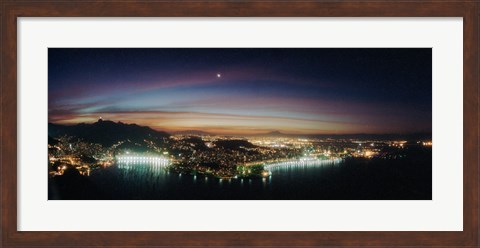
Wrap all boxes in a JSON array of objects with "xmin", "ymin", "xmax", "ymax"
[{"xmin": 217, "ymin": 73, "xmax": 221, "ymax": 78}]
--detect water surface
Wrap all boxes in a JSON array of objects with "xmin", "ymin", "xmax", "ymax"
[{"xmin": 49, "ymin": 155, "xmax": 432, "ymax": 200}]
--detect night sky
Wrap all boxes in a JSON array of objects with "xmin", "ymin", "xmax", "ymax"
[{"xmin": 48, "ymin": 48, "xmax": 432, "ymax": 135}]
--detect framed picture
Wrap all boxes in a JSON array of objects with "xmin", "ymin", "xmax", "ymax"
[
  {"xmin": 1, "ymin": 1, "xmax": 478, "ymax": 247},
  {"xmin": 46, "ymin": 47, "xmax": 434, "ymax": 201}
]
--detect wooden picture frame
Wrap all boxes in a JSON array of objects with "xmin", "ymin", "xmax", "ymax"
[{"xmin": 1, "ymin": 1, "xmax": 478, "ymax": 246}]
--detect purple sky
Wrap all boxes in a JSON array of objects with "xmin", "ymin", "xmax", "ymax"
[{"xmin": 48, "ymin": 48, "xmax": 432, "ymax": 135}]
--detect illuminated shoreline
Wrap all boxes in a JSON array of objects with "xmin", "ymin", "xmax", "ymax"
[
  {"xmin": 114, "ymin": 154, "xmax": 344, "ymax": 180},
  {"xmin": 263, "ymin": 157, "xmax": 343, "ymax": 171}
]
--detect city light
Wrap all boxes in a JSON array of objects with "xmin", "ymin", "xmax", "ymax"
[
  {"xmin": 264, "ymin": 157, "xmax": 342, "ymax": 172},
  {"xmin": 422, "ymin": 141, "xmax": 432, "ymax": 146},
  {"xmin": 116, "ymin": 155, "xmax": 170, "ymax": 167}
]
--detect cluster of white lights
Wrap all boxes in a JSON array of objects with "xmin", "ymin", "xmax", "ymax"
[
  {"xmin": 264, "ymin": 158, "xmax": 342, "ymax": 171},
  {"xmin": 116, "ymin": 155, "xmax": 170, "ymax": 165}
]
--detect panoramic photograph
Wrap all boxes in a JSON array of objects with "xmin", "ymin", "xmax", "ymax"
[{"xmin": 48, "ymin": 48, "xmax": 432, "ymax": 200}]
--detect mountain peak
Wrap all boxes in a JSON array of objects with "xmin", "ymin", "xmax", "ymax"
[
  {"xmin": 48, "ymin": 121, "xmax": 169, "ymax": 147},
  {"xmin": 254, "ymin": 130, "xmax": 288, "ymax": 137},
  {"xmin": 268, "ymin": 130, "xmax": 283, "ymax": 135}
]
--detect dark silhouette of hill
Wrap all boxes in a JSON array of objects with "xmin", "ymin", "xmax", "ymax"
[
  {"xmin": 48, "ymin": 167, "xmax": 104, "ymax": 200},
  {"xmin": 182, "ymin": 136, "xmax": 209, "ymax": 150},
  {"xmin": 48, "ymin": 136, "xmax": 59, "ymax": 145},
  {"xmin": 214, "ymin": 139, "xmax": 256, "ymax": 150},
  {"xmin": 48, "ymin": 119, "xmax": 170, "ymax": 147}
]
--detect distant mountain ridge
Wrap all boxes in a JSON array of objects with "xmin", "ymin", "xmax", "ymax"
[
  {"xmin": 48, "ymin": 120, "xmax": 170, "ymax": 147},
  {"xmin": 262, "ymin": 131, "xmax": 285, "ymax": 137},
  {"xmin": 48, "ymin": 120, "xmax": 431, "ymax": 146}
]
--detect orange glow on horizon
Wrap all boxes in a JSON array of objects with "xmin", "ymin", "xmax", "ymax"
[{"xmin": 49, "ymin": 110, "xmax": 397, "ymax": 136}]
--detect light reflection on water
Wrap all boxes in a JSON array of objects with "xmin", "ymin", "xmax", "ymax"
[
  {"xmin": 89, "ymin": 158, "xmax": 346, "ymax": 199},
  {"xmin": 115, "ymin": 158, "xmax": 342, "ymax": 181},
  {"xmin": 53, "ymin": 151, "xmax": 432, "ymax": 200},
  {"xmin": 265, "ymin": 158, "xmax": 342, "ymax": 172}
]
